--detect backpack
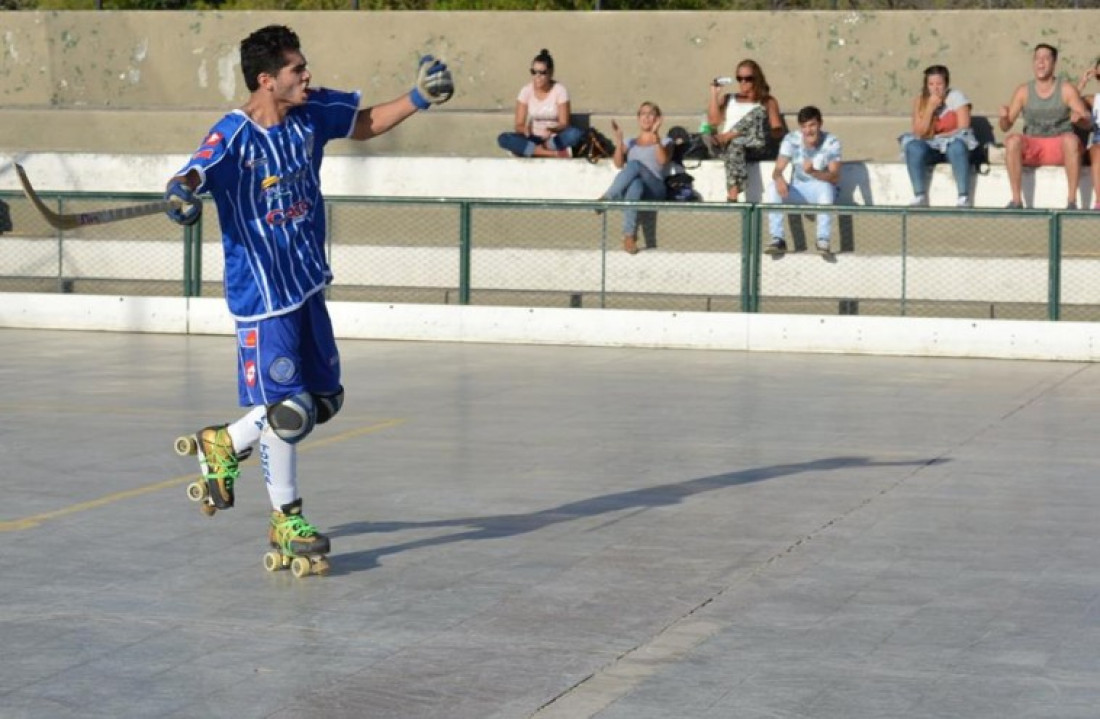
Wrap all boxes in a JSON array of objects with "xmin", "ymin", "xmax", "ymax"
[
  {"xmin": 666, "ymin": 126, "xmax": 711, "ymax": 170},
  {"xmin": 665, "ymin": 171, "xmax": 700, "ymax": 202},
  {"xmin": 574, "ymin": 127, "xmax": 614, "ymax": 163}
]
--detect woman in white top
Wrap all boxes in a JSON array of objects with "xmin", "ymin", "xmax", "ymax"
[
  {"xmin": 597, "ymin": 101, "xmax": 672, "ymax": 254},
  {"xmin": 497, "ymin": 49, "xmax": 584, "ymax": 158},
  {"xmin": 1075, "ymin": 57, "xmax": 1100, "ymax": 209},
  {"xmin": 706, "ymin": 59, "xmax": 785, "ymax": 202}
]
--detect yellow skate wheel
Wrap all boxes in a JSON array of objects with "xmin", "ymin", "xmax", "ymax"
[
  {"xmin": 263, "ymin": 551, "xmax": 285, "ymax": 572},
  {"xmin": 186, "ymin": 481, "xmax": 208, "ymax": 502},
  {"xmin": 174, "ymin": 435, "xmax": 198, "ymax": 456},
  {"xmin": 290, "ymin": 557, "xmax": 312, "ymax": 578}
]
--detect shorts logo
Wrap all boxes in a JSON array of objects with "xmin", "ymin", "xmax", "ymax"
[
  {"xmin": 204, "ymin": 132, "xmax": 223, "ymax": 146},
  {"xmin": 238, "ymin": 328, "xmax": 258, "ymax": 348},
  {"xmin": 269, "ymin": 357, "xmax": 296, "ymax": 384},
  {"xmin": 192, "ymin": 149, "xmax": 214, "ymax": 160},
  {"xmin": 244, "ymin": 360, "xmax": 257, "ymax": 387}
]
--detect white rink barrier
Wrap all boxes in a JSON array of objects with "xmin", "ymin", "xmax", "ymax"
[{"xmin": 2, "ymin": 293, "xmax": 1099, "ymax": 363}]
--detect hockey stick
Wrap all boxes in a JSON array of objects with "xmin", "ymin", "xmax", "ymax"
[{"xmin": 14, "ymin": 164, "xmax": 185, "ymax": 230}]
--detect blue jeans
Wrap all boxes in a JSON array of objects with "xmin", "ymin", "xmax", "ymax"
[
  {"xmin": 905, "ymin": 137, "xmax": 971, "ymax": 197},
  {"xmin": 601, "ymin": 160, "xmax": 666, "ymax": 235},
  {"xmin": 497, "ymin": 126, "xmax": 585, "ymax": 157},
  {"xmin": 765, "ymin": 179, "xmax": 837, "ymax": 240}
]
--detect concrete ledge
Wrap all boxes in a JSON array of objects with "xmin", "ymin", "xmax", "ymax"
[
  {"xmin": 1, "ymin": 293, "xmax": 1097, "ymax": 362},
  {"xmin": 1, "ymin": 152, "xmax": 1088, "ymax": 209},
  {"xmin": 0, "ymin": 109, "xmax": 916, "ymax": 163}
]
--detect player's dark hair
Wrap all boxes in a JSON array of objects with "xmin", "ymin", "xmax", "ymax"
[
  {"xmin": 532, "ymin": 48, "xmax": 554, "ymax": 76},
  {"xmin": 797, "ymin": 106, "xmax": 823, "ymax": 125},
  {"xmin": 241, "ymin": 25, "xmax": 301, "ymax": 93},
  {"xmin": 1034, "ymin": 43, "xmax": 1058, "ymax": 62}
]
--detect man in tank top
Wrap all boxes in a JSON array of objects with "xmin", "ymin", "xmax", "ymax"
[{"xmin": 999, "ymin": 43, "xmax": 1092, "ymax": 209}]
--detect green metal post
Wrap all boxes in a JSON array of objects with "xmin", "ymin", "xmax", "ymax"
[
  {"xmin": 900, "ymin": 211, "xmax": 908, "ymax": 317},
  {"xmin": 459, "ymin": 201, "xmax": 471, "ymax": 305},
  {"xmin": 1048, "ymin": 211, "xmax": 1061, "ymax": 321},
  {"xmin": 182, "ymin": 223, "xmax": 193, "ymax": 297},
  {"xmin": 742, "ymin": 204, "xmax": 760, "ymax": 312}
]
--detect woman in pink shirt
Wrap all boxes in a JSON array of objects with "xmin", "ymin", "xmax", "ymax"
[{"xmin": 498, "ymin": 49, "xmax": 584, "ymax": 158}]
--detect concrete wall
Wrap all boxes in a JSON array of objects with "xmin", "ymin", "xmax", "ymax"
[{"xmin": 2, "ymin": 10, "xmax": 1100, "ymax": 160}]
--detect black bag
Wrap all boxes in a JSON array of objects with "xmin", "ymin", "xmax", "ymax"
[
  {"xmin": 575, "ymin": 127, "xmax": 614, "ymax": 163},
  {"xmin": 665, "ymin": 172, "xmax": 700, "ymax": 202},
  {"xmin": 667, "ymin": 126, "xmax": 711, "ymax": 170}
]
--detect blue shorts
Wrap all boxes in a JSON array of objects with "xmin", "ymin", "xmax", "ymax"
[{"xmin": 235, "ymin": 292, "xmax": 341, "ymax": 407}]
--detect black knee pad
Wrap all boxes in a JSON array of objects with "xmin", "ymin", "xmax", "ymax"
[
  {"xmin": 266, "ymin": 392, "xmax": 316, "ymax": 444},
  {"xmin": 314, "ymin": 385, "xmax": 344, "ymax": 425}
]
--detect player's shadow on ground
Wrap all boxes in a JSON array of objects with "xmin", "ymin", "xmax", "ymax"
[{"xmin": 327, "ymin": 455, "xmax": 945, "ymax": 575}]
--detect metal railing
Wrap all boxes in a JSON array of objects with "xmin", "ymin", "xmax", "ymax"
[{"xmin": 1, "ymin": 190, "xmax": 1097, "ymax": 322}]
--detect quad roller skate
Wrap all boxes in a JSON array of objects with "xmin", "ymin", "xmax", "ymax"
[
  {"xmin": 263, "ymin": 499, "xmax": 331, "ymax": 578},
  {"xmin": 174, "ymin": 425, "xmax": 248, "ymax": 517}
]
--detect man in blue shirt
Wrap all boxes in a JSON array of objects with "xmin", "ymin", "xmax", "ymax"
[{"xmin": 168, "ymin": 25, "xmax": 452, "ymax": 573}]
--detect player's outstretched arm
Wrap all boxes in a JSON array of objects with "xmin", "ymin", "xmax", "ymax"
[{"xmin": 351, "ymin": 55, "xmax": 454, "ymax": 141}]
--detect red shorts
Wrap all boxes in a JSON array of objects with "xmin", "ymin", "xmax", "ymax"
[{"xmin": 1019, "ymin": 134, "xmax": 1082, "ymax": 167}]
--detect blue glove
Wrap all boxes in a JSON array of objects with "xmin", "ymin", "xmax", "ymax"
[
  {"xmin": 409, "ymin": 55, "xmax": 454, "ymax": 110},
  {"xmin": 165, "ymin": 178, "xmax": 202, "ymax": 226}
]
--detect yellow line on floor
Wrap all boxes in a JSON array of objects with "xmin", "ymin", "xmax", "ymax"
[{"xmin": 0, "ymin": 418, "xmax": 406, "ymax": 533}]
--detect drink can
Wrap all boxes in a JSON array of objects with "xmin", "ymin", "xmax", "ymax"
[{"xmin": 700, "ymin": 122, "xmax": 714, "ymax": 134}]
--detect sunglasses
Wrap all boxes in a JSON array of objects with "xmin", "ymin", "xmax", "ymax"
[
  {"xmin": 530, "ymin": 69, "xmax": 550, "ymax": 76},
  {"xmin": 736, "ymin": 75, "xmax": 754, "ymax": 82}
]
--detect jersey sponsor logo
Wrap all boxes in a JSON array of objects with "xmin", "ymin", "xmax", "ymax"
[
  {"xmin": 192, "ymin": 149, "xmax": 214, "ymax": 160},
  {"xmin": 237, "ymin": 328, "xmax": 257, "ymax": 348},
  {"xmin": 244, "ymin": 360, "xmax": 257, "ymax": 387},
  {"xmin": 266, "ymin": 199, "xmax": 312, "ymax": 226},
  {"xmin": 269, "ymin": 356, "xmax": 297, "ymax": 384},
  {"xmin": 204, "ymin": 131, "xmax": 223, "ymax": 146}
]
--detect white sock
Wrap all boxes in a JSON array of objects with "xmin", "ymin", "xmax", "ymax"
[
  {"xmin": 227, "ymin": 406, "xmax": 266, "ymax": 455},
  {"xmin": 259, "ymin": 426, "xmax": 299, "ymax": 510}
]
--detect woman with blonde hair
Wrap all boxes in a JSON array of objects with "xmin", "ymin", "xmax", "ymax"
[{"xmin": 597, "ymin": 101, "xmax": 672, "ymax": 254}]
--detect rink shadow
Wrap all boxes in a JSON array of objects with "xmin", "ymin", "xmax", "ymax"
[{"xmin": 326, "ymin": 455, "xmax": 946, "ymax": 575}]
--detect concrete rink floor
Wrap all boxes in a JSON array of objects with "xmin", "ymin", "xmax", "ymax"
[{"xmin": 2, "ymin": 327, "xmax": 1100, "ymax": 719}]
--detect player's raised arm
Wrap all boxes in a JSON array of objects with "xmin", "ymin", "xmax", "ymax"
[{"xmin": 351, "ymin": 55, "xmax": 454, "ymax": 141}]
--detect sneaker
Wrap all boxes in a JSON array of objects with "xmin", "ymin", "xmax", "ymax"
[
  {"xmin": 764, "ymin": 238, "xmax": 787, "ymax": 255},
  {"xmin": 1005, "ymin": 201, "xmax": 1023, "ymax": 209},
  {"xmin": 908, "ymin": 195, "xmax": 929, "ymax": 207},
  {"xmin": 555, "ymin": 148, "xmax": 572, "ymax": 159},
  {"xmin": 1066, "ymin": 201, "xmax": 1078, "ymax": 210},
  {"xmin": 815, "ymin": 239, "xmax": 831, "ymax": 254},
  {"xmin": 956, "ymin": 195, "xmax": 971, "ymax": 208},
  {"xmin": 1092, "ymin": 203, "xmax": 1100, "ymax": 211}
]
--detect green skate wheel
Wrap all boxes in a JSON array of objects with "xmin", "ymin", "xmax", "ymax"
[
  {"xmin": 174, "ymin": 435, "xmax": 198, "ymax": 456},
  {"xmin": 290, "ymin": 557, "xmax": 311, "ymax": 578},
  {"xmin": 263, "ymin": 551, "xmax": 285, "ymax": 572}
]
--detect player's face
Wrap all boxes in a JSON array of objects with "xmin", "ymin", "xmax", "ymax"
[{"xmin": 272, "ymin": 50, "xmax": 311, "ymax": 107}]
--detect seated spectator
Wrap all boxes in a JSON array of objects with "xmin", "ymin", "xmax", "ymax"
[
  {"xmin": 999, "ymin": 43, "xmax": 1092, "ymax": 209},
  {"xmin": 705, "ymin": 59, "xmax": 785, "ymax": 202},
  {"xmin": 497, "ymin": 49, "xmax": 584, "ymax": 158},
  {"xmin": 899, "ymin": 65, "xmax": 979, "ymax": 208},
  {"xmin": 1075, "ymin": 56, "xmax": 1100, "ymax": 209},
  {"xmin": 764, "ymin": 106, "xmax": 842, "ymax": 255},
  {"xmin": 597, "ymin": 102, "xmax": 672, "ymax": 255}
]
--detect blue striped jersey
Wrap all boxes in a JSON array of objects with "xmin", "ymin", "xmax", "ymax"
[{"xmin": 175, "ymin": 88, "xmax": 360, "ymax": 321}]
